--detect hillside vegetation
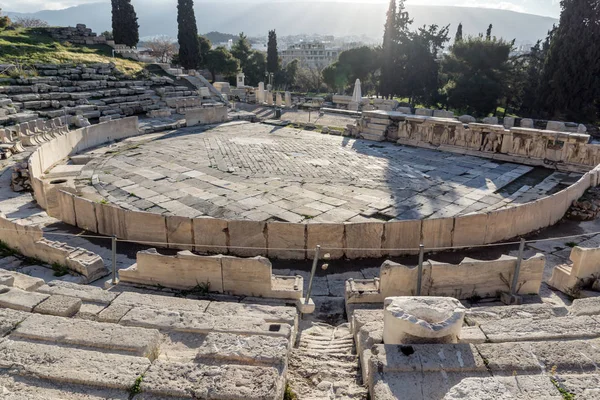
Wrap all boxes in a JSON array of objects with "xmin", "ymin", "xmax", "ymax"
[{"xmin": 0, "ymin": 27, "xmax": 145, "ymax": 75}]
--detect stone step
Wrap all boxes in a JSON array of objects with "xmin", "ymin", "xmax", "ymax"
[
  {"xmin": 10, "ymin": 313, "xmax": 162, "ymax": 358},
  {"xmin": 479, "ymin": 315, "xmax": 600, "ymax": 343},
  {"xmin": 110, "ymin": 290, "xmax": 209, "ymax": 312},
  {"xmin": 36, "ymin": 280, "xmax": 118, "ymax": 305},
  {"xmin": 140, "ymin": 360, "xmax": 284, "ymax": 399},
  {"xmin": 0, "ymin": 285, "xmax": 49, "ymax": 312},
  {"xmin": 464, "ymin": 303, "xmax": 568, "ymax": 326},
  {"xmin": 569, "ymin": 297, "xmax": 600, "ymax": 317},
  {"xmin": 0, "ymin": 308, "xmax": 28, "ymax": 336},
  {"xmin": 204, "ymin": 301, "xmax": 297, "ymax": 325},
  {"xmin": 0, "ymin": 339, "xmax": 150, "ymax": 390},
  {"xmin": 120, "ymin": 307, "xmax": 292, "ymax": 338}
]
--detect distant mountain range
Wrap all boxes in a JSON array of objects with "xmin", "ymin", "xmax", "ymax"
[{"xmin": 5, "ymin": 2, "xmax": 557, "ymax": 44}]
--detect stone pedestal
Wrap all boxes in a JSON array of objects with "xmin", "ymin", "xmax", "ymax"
[
  {"xmin": 257, "ymin": 82, "xmax": 265, "ymax": 103},
  {"xmin": 383, "ymin": 296, "xmax": 466, "ymax": 345},
  {"xmin": 285, "ymin": 91, "xmax": 292, "ymax": 108},
  {"xmin": 266, "ymin": 91, "xmax": 274, "ymax": 106},
  {"xmin": 275, "ymin": 92, "xmax": 283, "ymax": 107}
]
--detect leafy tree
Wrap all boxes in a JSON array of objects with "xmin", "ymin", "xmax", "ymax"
[
  {"xmin": 197, "ymin": 35, "xmax": 212, "ymax": 68},
  {"xmin": 0, "ymin": 9, "xmax": 10, "ymax": 29},
  {"xmin": 323, "ymin": 46, "xmax": 379, "ymax": 93},
  {"xmin": 102, "ymin": 30, "xmax": 114, "ymax": 40},
  {"xmin": 380, "ymin": 0, "xmax": 397, "ymax": 97},
  {"xmin": 111, "ymin": 0, "xmax": 139, "ymax": 47},
  {"xmin": 244, "ymin": 51, "xmax": 267, "ymax": 86},
  {"xmin": 267, "ymin": 30, "xmax": 279, "ymax": 74},
  {"xmin": 177, "ymin": 0, "xmax": 201, "ymax": 70},
  {"xmin": 442, "ymin": 36, "xmax": 513, "ymax": 116},
  {"xmin": 518, "ymin": 32, "xmax": 553, "ymax": 117},
  {"xmin": 486, "ymin": 24, "xmax": 493, "ymax": 40},
  {"xmin": 276, "ymin": 59, "xmax": 299, "ymax": 88},
  {"xmin": 206, "ymin": 46, "xmax": 240, "ymax": 82},
  {"xmin": 538, "ymin": 0, "xmax": 600, "ymax": 122},
  {"xmin": 145, "ymin": 36, "xmax": 177, "ymax": 63},
  {"xmin": 296, "ymin": 65, "xmax": 326, "ymax": 93},
  {"xmin": 455, "ymin": 22, "xmax": 463, "ymax": 43},
  {"xmin": 231, "ymin": 33, "xmax": 252, "ymax": 71}
]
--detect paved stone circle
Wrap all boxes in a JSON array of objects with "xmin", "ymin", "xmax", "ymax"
[{"xmin": 89, "ymin": 122, "xmax": 581, "ymax": 223}]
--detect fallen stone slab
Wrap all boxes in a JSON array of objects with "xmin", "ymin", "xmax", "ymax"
[
  {"xmin": 464, "ymin": 303, "xmax": 568, "ymax": 326},
  {"xmin": 120, "ymin": 307, "xmax": 291, "ymax": 338},
  {"xmin": 569, "ymin": 297, "xmax": 600, "ymax": 317},
  {"xmin": 12, "ymin": 313, "xmax": 162, "ymax": 358},
  {"xmin": 141, "ymin": 361, "xmax": 284, "ymax": 399},
  {"xmin": 111, "ymin": 291, "xmax": 210, "ymax": 312},
  {"xmin": 479, "ymin": 315, "xmax": 600, "ymax": 342},
  {"xmin": 36, "ymin": 281, "xmax": 118, "ymax": 304},
  {"xmin": 0, "ymin": 268, "xmax": 44, "ymax": 291},
  {"xmin": 195, "ymin": 332, "xmax": 289, "ymax": 367},
  {"xmin": 0, "ymin": 339, "xmax": 150, "ymax": 390},
  {"xmin": 0, "ymin": 308, "xmax": 29, "ymax": 336},
  {"xmin": 33, "ymin": 294, "xmax": 81, "ymax": 317},
  {"xmin": 0, "ymin": 285, "xmax": 49, "ymax": 312},
  {"xmin": 203, "ymin": 301, "xmax": 297, "ymax": 325}
]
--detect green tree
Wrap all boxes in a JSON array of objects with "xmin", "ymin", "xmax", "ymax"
[
  {"xmin": 486, "ymin": 24, "xmax": 493, "ymax": 40},
  {"xmin": 231, "ymin": 33, "xmax": 252, "ymax": 71},
  {"xmin": 111, "ymin": 0, "xmax": 139, "ymax": 47},
  {"xmin": 518, "ymin": 33, "xmax": 552, "ymax": 116},
  {"xmin": 206, "ymin": 47, "xmax": 240, "ymax": 82},
  {"xmin": 323, "ymin": 46, "xmax": 379, "ymax": 93},
  {"xmin": 244, "ymin": 51, "xmax": 267, "ymax": 86},
  {"xmin": 442, "ymin": 36, "xmax": 513, "ymax": 116},
  {"xmin": 197, "ymin": 35, "xmax": 212, "ymax": 68},
  {"xmin": 454, "ymin": 22, "xmax": 463, "ymax": 43},
  {"xmin": 177, "ymin": 0, "xmax": 201, "ymax": 70},
  {"xmin": 267, "ymin": 30, "xmax": 279, "ymax": 74},
  {"xmin": 538, "ymin": 0, "xmax": 600, "ymax": 121},
  {"xmin": 0, "ymin": 8, "xmax": 11, "ymax": 29},
  {"xmin": 380, "ymin": 0, "xmax": 397, "ymax": 97}
]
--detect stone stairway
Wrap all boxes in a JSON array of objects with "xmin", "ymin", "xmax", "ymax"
[
  {"xmin": 0, "ymin": 279, "xmax": 297, "ymax": 399},
  {"xmin": 288, "ymin": 322, "xmax": 368, "ymax": 399}
]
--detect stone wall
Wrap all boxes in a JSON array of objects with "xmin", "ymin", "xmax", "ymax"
[
  {"xmin": 345, "ymin": 253, "xmax": 546, "ymax": 303},
  {"xmin": 43, "ymin": 24, "xmax": 106, "ymax": 45},
  {"xmin": 119, "ymin": 248, "xmax": 302, "ymax": 300},
  {"xmin": 185, "ymin": 106, "xmax": 228, "ymax": 127},
  {"xmin": 26, "ymin": 115, "xmax": 600, "ymax": 260},
  {"xmin": 548, "ymin": 246, "xmax": 600, "ymax": 294}
]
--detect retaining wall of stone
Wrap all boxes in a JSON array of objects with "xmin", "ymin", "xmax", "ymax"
[
  {"xmin": 26, "ymin": 116, "xmax": 600, "ymax": 259},
  {"xmin": 345, "ymin": 253, "xmax": 546, "ymax": 303},
  {"xmin": 118, "ymin": 248, "xmax": 302, "ymax": 299}
]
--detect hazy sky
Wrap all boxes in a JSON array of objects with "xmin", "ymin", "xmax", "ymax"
[{"xmin": 0, "ymin": 0, "xmax": 561, "ymax": 18}]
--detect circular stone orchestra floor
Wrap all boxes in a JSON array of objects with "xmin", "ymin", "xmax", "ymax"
[{"xmin": 81, "ymin": 122, "xmax": 581, "ymax": 223}]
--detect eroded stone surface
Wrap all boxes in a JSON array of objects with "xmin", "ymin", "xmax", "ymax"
[
  {"xmin": 195, "ymin": 332, "xmax": 289, "ymax": 366},
  {"xmin": 33, "ymin": 294, "xmax": 82, "ymax": 317},
  {"xmin": 0, "ymin": 308, "xmax": 28, "ymax": 336},
  {"xmin": 36, "ymin": 281, "xmax": 118, "ymax": 304},
  {"xmin": 0, "ymin": 285, "xmax": 49, "ymax": 312},
  {"xmin": 479, "ymin": 315, "xmax": 600, "ymax": 342}
]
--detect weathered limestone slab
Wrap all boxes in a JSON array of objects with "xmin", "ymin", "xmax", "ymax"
[
  {"xmin": 570, "ymin": 297, "xmax": 600, "ymax": 316},
  {"xmin": 73, "ymin": 196, "xmax": 97, "ymax": 232},
  {"xmin": 95, "ymin": 203, "xmax": 127, "ymax": 238},
  {"xmin": 57, "ymin": 190, "xmax": 76, "ymax": 226},
  {"xmin": 36, "ymin": 280, "xmax": 118, "ymax": 304},
  {"xmin": 485, "ymin": 207, "xmax": 519, "ymax": 243},
  {"xmin": 166, "ymin": 216, "xmax": 194, "ymax": 251},
  {"xmin": 125, "ymin": 211, "xmax": 167, "ymax": 245},
  {"xmin": 421, "ymin": 218, "xmax": 453, "ymax": 249},
  {"xmin": 0, "ymin": 308, "xmax": 28, "ymax": 336},
  {"xmin": 221, "ymin": 256, "xmax": 273, "ymax": 297},
  {"xmin": 381, "ymin": 219, "xmax": 421, "ymax": 256},
  {"xmin": 465, "ymin": 303, "xmax": 568, "ymax": 326},
  {"xmin": 228, "ymin": 220, "xmax": 267, "ymax": 257},
  {"xmin": 75, "ymin": 302, "xmax": 107, "ymax": 320},
  {"xmin": 110, "ymin": 291, "xmax": 210, "ymax": 312},
  {"xmin": 141, "ymin": 361, "xmax": 283, "ymax": 399},
  {"xmin": 0, "ymin": 339, "xmax": 150, "ymax": 390},
  {"xmin": 383, "ymin": 297, "xmax": 465, "ymax": 344},
  {"xmin": 0, "ymin": 273, "xmax": 14, "ymax": 287},
  {"xmin": 120, "ymin": 307, "xmax": 291, "ymax": 338},
  {"xmin": 558, "ymin": 374, "xmax": 600, "ymax": 399},
  {"xmin": 0, "ymin": 285, "xmax": 49, "ymax": 312},
  {"xmin": 195, "ymin": 332, "xmax": 289, "ymax": 366},
  {"xmin": 193, "ymin": 217, "xmax": 228, "ymax": 254},
  {"xmin": 379, "ymin": 260, "xmax": 419, "ymax": 297},
  {"xmin": 458, "ymin": 326, "xmax": 487, "ymax": 344},
  {"xmin": 479, "ymin": 315, "xmax": 600, "ymax": 343},
  {"xmin": 203, "ymin": 301, "xmax": 297, "ymax": 325},
  {"xmin": 345, "ymin": 222, "xmax": 383, "ymax": 259},
  {"xmin": 452, "ymin": 213, "xmax": 488, "ymax": 247},
  {"xmin": 306, "ymin": 222, "xmax": 345, "ymax": 260},
  {"xmin": 12, "ymin": 313, "xmax": 162, "ymax": 357},
  {"xmin": 97, "ymin": 303, "xmax": 132, "ymax": 323},
  {"xmin": 0, "ymin": 269, "xmax": 44, "ymax": 291},
  {"xmin": 33, "ymin": 294, "xmax": 81, "ymax": 317},
  {"xmin": 185, "ymin": 106, "xmax": 228, "ymax": 126},
  {"xmin": 266, "ymin": 222, "xmax": 306, "ymax": 260}
]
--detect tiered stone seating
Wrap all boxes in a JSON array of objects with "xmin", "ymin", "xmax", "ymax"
[{"xmin": 0, "ymin": 279, "xmax": 296, "ymax": 398}]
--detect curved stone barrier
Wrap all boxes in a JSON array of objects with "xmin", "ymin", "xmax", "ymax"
[{"xmin": 27, "ymin": 117, "xmax": 600, "ymax": 259}]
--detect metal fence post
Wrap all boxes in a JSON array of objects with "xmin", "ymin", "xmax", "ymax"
[
  {"xmin": 511, "ymin": 238, "xmax": 526, "ymax": 295},
  {"xmin": 304, "ymin": 245, "xmax": 321, "ymax": 305},
  {"xmin": 111, "ymin": 235, "xmax": 118, "ymax": 285},
  {"xmin": 416, "ymin": 244, "xmax": 424, "ymax": 296}
]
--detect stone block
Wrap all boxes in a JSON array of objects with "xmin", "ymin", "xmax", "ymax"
[
  {"xmin": 458, "ymin": 115, "xmax": 476, "ymax": 123},
  {"xmin": 95, "ymin": 203, "xmax": 127, "ymax": 238},
  {"xmin": 421, "ymin": 218, "xmax": 454, "ymax": 250},
  {"xmin": 500, "ymin": 292, "xmax": 523, "ymax": 305},
  {"xmin": 221, "ymin": 256, "xmax": 273, "ymax": 297},
  {"xmin": 228, "ymin": 220, "xmax": 266, "ymax": 257},
  {"xmin": 465, "ymin": 303, "xmax": 567, "ymax": 326},
  {"xmin": 193, "ymin": 217, "xmax": 228, "ymax": 254},
  {"xmin": 520, "ymin": 118, "xmax": 534, "ymax": 128},
  {"xmin": 306, "ymin": 223, "xmax": 345, "ymax": 260},
  {"xmin": 0, "ymin": 273, "xmax": 14, "ymax": 287},
  {"xmin": 204, "ymin": 301, "xmax": 297, "ymax": 325},
  {"xmin": 345, "ymin": 222, "xmax": 383, "ymax": 259},
  {"xmin": 0, "ymin": 285, "xmax": 49, "ymax": 312},
  {"xmin": 452, "ymin": 213, "xmax": 488, "ymax": 247},
  {"xmin": 73, "ymin": 196, "xmax": 98, "ymax": 232},
  {"xmin": 0, "ymin": 339, "xmax": 150, "ymax": 390},
  {"xmin": 12, "ymin": 313, "xmax": 162, "ymax": 357},
  {"xmin": 36, "ymin": 280, "xmax": 118, "ymax": 304},
  {"xmin": 0, "ymin": 308, "xmax": 28, "ymax": 336},
  {"xmin": 570, "ymin": 297, "xmax": 600, "ymax": 316},
  {"xmin": 166, "ymin": 216, "xmax": 193, "ymax": 251},
  {"xmin": 33, "ymin": 294, "xmax": 82, "ymax": 317},
  {"xmin": 185, "ymin": 106, "xmax": 228, "ymax": 126},
  {"xmin": 458, "ymin": 326, "xmax": 487, "ymax": 344},
  {"xmin": 267, "ymin": 222, "xmax": 306, "ymax": 260},
  {"xmin": 382, "ymin": 220, "xmax": 421, "ymax": 256},
  {"xmin": 97, "ymin": 303, "xmax": 132, "ymax": 323},
  {"xmin": 57, "ymin": 190, "xmax": 76, "ymax": 226},
  {"xmin": 125, "ymin": 210, "xmax": 167, "ymax": 245},
  {"xmin": 379, "ymin": 260, "xmax": 419, "ymax": 298},
  {"xmin": 0, "ymin": 268, "xmax": 45, "ymax": 291},
  {"xmin": 195, "ymin": 332, "xmax": 289, "ymax": 366},
  {"xmin": 484, "ymin": 207, "xmax": 519, "ymax": 243},
  {"xmin": 110, "ymin": 291, "xmax": 210, "ymax": 312}
]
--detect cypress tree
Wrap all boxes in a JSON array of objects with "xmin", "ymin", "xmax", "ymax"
[
  {"xmin": 177, "ymin": 0, "xmax": 201, "ymax": 70},
  {"xmin": 486, "ymin": 24, "xmax": 493, "ymax": 40},
  {"xmin": 455, "ymin": 22, "xmax": 463, "ymax": 43},
  {"xmin": 380, "ymin": 0, "xmax": 397, "ymax": 97},
  {"xmin": 539, "ymin": 0, "xmax": 600, "ymax": 121},
  {"xmin": 111, "ymin": 0, "xmax": 139, "ymax": 47},
  {"xmin": 267, "ymin": 30, "xmax": 279, "ymax": 74}
]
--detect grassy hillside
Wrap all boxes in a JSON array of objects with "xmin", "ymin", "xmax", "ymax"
[{"xmin": 0, "ymin": 27, "xmax": 145, "ymax": 76}]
